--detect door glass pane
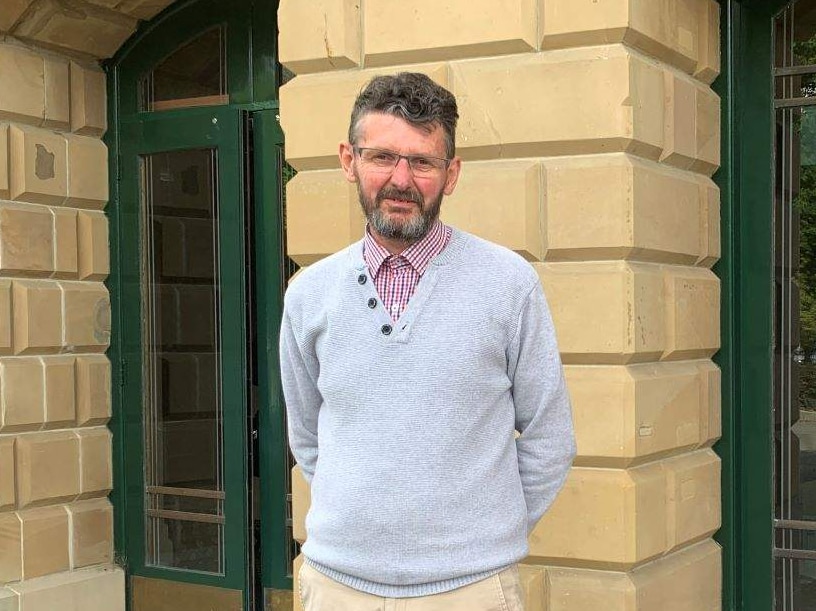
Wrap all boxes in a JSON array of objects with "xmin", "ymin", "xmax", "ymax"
[
  {"xmin": 141, "ymin": 148, "xmax": 224, "ymax": 573},
  {"xmin": 141, "ymin": 27, "xmax": 227, "ymax": 112}
]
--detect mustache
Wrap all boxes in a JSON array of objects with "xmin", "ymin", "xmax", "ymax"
[{"xmin": 376, "ymin": 187, "xmax": 424, "ymax": 206}]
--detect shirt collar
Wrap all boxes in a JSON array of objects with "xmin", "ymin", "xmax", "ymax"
[{"xmin": 363, "ymin": 220, "xmax": 450, "ymax": 278}]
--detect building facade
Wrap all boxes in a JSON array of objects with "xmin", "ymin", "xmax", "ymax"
[{"xmin": 0, "ymin": 0, "xmax": 800, "ymax": 609}]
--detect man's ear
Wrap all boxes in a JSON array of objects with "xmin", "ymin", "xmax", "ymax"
[
  {"xmin": 443, "ymin": 156, "xmax": 462, "ymax": 196},
  {"xmin": 339, "ymin": 142, "xmax": 357, "ymax": 183}
]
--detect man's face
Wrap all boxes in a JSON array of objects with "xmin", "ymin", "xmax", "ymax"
[{"xmin": 339, "ymin": 112, "xmax": 461, "ymax": 245}]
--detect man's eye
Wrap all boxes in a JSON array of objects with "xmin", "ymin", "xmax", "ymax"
[
  {"xmin": 371, "ymin": 152, "xmax": 396, "ymax": 163},
  {"xmin": 412, "ymin": 158, "xmax": 434, "ymax": 170}
]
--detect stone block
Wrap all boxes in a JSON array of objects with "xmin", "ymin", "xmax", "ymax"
[
  {"xmin": 364, "ymin": 0, "xmax": 537, "ymax": 67},
  {"xmin": 546, "ymin": 565, "xmax": 633, "ymax": 610},
  {"xmin": 0, "ymin": 513, "xmax": 22, "ymax": 583},
  {"xmin": 692, "ymin": 84, "xmax": 720, "ymax": 175},
  {"xmin": 292, "ymin": 466, "xmax": 310, "ymax": 543},
  {"xmin": 541, "ymin": 0, "xmax": 713, "ymax": 78},
  {"xmin": 566, "ymin": 360, "xmax": 719, "ymax": 467},
  {"xmin": 442, "ymin": 160, "xmax": 542, "ymax": 261},
  {"xmin": 661, "ymin": 72, "xmax": 697, "ymax": 170},
  {"xmin": 286, "ymin": 169, "xmax": 364, "ymax": 265},
  {"xmin": 0, "ymin": 281, "xmax": 11, "ymax": 356},
  {"xmin": 664, "ymin": 450, "xmax": 720, "ymax": 551},
  {"xmin": 117, "ymin": 0, "xmax": 174, "ymax": 20},
  {"xmin": 0, "ymin": 588, "xmax": 17, "ymax": 611},
  {"xmin": 75, "ymin": 355, "xmax": 111, "ymax": 427},
  {"xmin": 19, "ymin": 505, "xmax": 69, "ymax": 579},
  {"xmin": 280, "ymin": 62, "xmax": 450, "ymax": 171},
  {"xmin": 0, "ymin": 125, "xmax": 9, "ymax": 200},
  {"xmin": 66, "ymin": 135, "xmax": 108, "ymax": 209},
  {"xmin": 662, "ymin": 266, "xmax": 719, "ymax": 360},
  {"xmin": 662, "ymin": 73, "xmax": 720, "ymax": 175},
  {"xmin": 42, "ymin": 356, "xmax": 75, "ymax": 430},
  {"xmin": 53, "ymin": 208, "xmax": 78, "ymax": 279},
  {"xmin": 61, "ymin": 282, "xmax": 110, "ymax": 352},
  {"xmin": 631, "ymin": 539, "xmax": 721, "ymax": 610},
  {"xmin": 12, "ymin": 280, "xmax": 63, "ymax": 354},
  {"xmin": 66, "ymin": 498, "xmax": 112, "ymax": 568},
  {"xmin": 77, "ymin": 211, "xmax": 108, "ymax": 280},
  {"xmin": 0, "ymin": 438, "xmax": 15, "ymax": 511},
  {"xmin": 529, "ymin": 462, "xmax": 667, "ymax": 567},
  {"xmin": 70, "ymin": 62, "xmax": 107, "ymax": 135},
  {"xmin": 698, "ymin": 177, "xmax": 721, "ymax": 267},
  {"xmin": 695, "ymin": 0, "xmax": 721, "ymax": 84},
  {"xmin": 278, "ymin": 0, "xmax": 361, "ymax": 74},
  {"xmin": 450, "ymin": 46, "xmax": 664, "ymax": 162},
  {"xmin": 9, "ymin": 565, "xmax": 123, "ymax": 610},
  {"xmin": 15, "ymin": 1, "xmax": 136, "ymax": 59},
  {"xmin": 9, "ymin": 124, "xmax": 67, "ymax": 206},
  {"xmin": 43, "ymin": 57, "xmax": 70, "ymax": 130},
  {"xmin": 542, "ymin": 154, "xmax": 707, "ymax": 265},
  {"xmin": 697, "ymin": 360, "xmax": 721, "ymax": 447},
  {"xmin": 0, "ymin": 0, "xmax": 33, "ymax": 32},
  {"xmin": 0, "ymin": 45, "xmax": 44, "ymax": 125},
  {"xmin": 77, "ymin": 428, "xmax": 112, "ymax": 499},
  {"xmin": 0, "ymin": 357, "xmax": 44, "ymax": 433},
  {"xmin": 534, "ymin": 261, "xmax": 665, "ymax": 364},
  {"xmin": 0, "ymin": 202, "xmax": 54, "ymax": 276},
  {"xmin": 16, "ymin": 431, "xmax": 79, "ymax": 507},
  {"xmin": 71, "ymin": 566, "xmax": 125, "ymax": 611}
]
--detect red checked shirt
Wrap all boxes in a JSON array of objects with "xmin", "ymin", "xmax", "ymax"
[{"xmin": 363, "ymin": 221, "xmax": 452, "ymax": 322}]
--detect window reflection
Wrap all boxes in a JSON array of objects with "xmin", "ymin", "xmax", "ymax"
[
  {"xmin": 141, "ymin": 149, "xmax": 224, "ymax": 574},
  {"xmin": 141, "ymin": 27, "xmax": 227, "ymax": 112}
]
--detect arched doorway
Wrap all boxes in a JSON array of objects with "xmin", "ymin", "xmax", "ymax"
[{"xmin": 105, "ymin": 1, "xmax": 294, "ymax": 608}]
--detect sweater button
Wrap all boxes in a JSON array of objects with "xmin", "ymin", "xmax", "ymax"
[
  {"xmin": 367, "ymin": 298, "xmax": 377, "ymax": 309},
  {"xmin": 381, "ymin": 324, "xmax": 392, "ymax": 336},
  {"xmin": 357, "ymin": 274, "xmax": 367, "ymax": 285}
]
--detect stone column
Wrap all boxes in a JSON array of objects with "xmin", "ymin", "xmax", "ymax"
[
  {"xmin": 0, "ymin": 41, "xmax": 123, "ymax": 611},
  {"xmin": 280, "ymin": 1, "xmax": 722, "ymax": 609}
]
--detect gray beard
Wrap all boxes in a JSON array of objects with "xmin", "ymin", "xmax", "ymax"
[{"xmin": 358, "ymin": 184, "xmax": 443, "ymax": 244}]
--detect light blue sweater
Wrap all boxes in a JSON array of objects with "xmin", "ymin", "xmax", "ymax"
[{"xmin": 280, "ymin": 228, "xmax": 575, "ymax": 598}]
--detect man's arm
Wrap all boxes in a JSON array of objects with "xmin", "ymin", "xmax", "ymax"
[
  {"xmin": 279, "ymin": 306, "xmax": 322, "ymax": 483},
  {"xmin": 508, "ymin": 282, "xmax": 576, "ymax": 534}
]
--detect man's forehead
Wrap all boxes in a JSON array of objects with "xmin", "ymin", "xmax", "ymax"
[{"xmin": 356, "ymin": 112, "xmax": 446, "ymax": 153}]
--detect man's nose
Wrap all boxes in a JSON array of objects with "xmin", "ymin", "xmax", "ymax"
[{"xmin": 390, "ymin": 156, "xmax": 414, "ymax": 188}]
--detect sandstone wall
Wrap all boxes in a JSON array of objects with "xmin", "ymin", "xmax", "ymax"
[
  {"xmin": 0, "ymin": 39, "xmax": 123, "ymax": 611},
  {"xmin": 279, "ymin": 1, "xmax": 723, "ymax": 609}
]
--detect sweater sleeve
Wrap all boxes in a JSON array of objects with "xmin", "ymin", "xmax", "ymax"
[
  {"xmin": 279, "ymin": 304, "xmax": 322, "ymax": 484},
  {"xmin": 507, "ymin": 282, "xmax": 576, "ymax": 534}
]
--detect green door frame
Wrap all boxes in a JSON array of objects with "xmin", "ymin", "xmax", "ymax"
[
  {"xmin": 104, "ymin": 0, "xmax": 292, "ymax": 604},
  {"xmin": 716, "ymin": 0, "xmax": 789, "ymax": 608},
  {"xmin": 117, "ymin": 105, "xmax": 250, "ymax": 592}
]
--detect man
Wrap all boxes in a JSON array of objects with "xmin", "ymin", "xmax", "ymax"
[{"xmin": 280, "ymin": 72, "xmax": 575, "ymax": 611}]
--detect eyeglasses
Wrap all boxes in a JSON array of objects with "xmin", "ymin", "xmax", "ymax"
[{"xmin": 354, "ymin": 147, "xmax": 450, "ymax": 176}]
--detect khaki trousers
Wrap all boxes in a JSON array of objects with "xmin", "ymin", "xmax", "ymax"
[{"xmin": 298, "ymin": 562, "xmax": 525, "ymax": 611}]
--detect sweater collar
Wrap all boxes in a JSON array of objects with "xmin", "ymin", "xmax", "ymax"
[
  {"xmin": 351, "ymin": 225, "xmax": 469, "ymax": 272},
  {"xmin": 362, "ymin": 221, "xmax": 450, "ymax": 279}
]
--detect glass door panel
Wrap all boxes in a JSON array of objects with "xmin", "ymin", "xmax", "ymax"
[
  {"xmin": 119, "ymin": 106, "xmax": 249, "ymax": 598},
  {"xmin": 142, "ymin": 149, "xmax": 225, "ymax": 573},
  {"xmin": 775, "ymin": 5, "xmax": 816, "ymax": 609}
]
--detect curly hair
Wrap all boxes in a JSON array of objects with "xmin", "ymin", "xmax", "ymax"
[{"xmin": 348, "ymin": 72, "xmax": 459, "ymax": 158}]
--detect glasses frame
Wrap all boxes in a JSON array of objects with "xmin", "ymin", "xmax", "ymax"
[{"xmin": 353, "ymin": 146, "xmax": 451, "ymax": 176}]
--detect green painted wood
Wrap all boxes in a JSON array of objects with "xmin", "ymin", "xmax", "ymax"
[
  {"xmin": 717, "ymin": 0, "xmax": 790, "ymax": 608},
  {"xmin": 712, "ymin": 3, "xmax": 736, "ymax": 609},
  {"xmin": 118, "ymin": 106, "xmax": 249, "ymax": 593},
  {"xmin": 107, "ymin": 1, "xmax": 288, "ymax": 606},
  {"xmin": 252, "ymin": 110, "xmax": 292, "ymax": 591}
]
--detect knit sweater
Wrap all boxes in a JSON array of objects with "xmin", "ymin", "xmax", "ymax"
[{"xmin": 280, "ymin": 228, "xmax": 576, "ymax": 598}]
